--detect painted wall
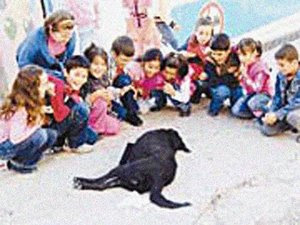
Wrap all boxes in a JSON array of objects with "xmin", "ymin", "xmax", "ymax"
[{"xmin": 0, "ymin": 0, "xmax": 44, "ymax": 97}]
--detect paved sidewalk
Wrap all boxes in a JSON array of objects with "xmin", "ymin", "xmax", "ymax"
[{"xmin": 0, "ymin": 101, "xmax": 299, "ymax": 225}]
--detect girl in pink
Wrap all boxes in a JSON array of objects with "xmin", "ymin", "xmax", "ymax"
[
  {"xmin": 83, "ymin": 44, "xmax": 120, "ymax": 135},
  {"xmin": 232, "ymin": 38, "xmax": 272, "ymax": 118},
  {"xmin": 0, "ymin": 65, "xmax": 57, "ymax": 173},
  {"xmin": 123, "ymin": 0, "xmax": 161, "ymax": 57},
  {"xmin": 132, "ymin": 48, "xmax": 165, "ymax": 113}
]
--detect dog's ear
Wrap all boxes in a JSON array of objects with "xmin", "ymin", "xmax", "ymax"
[{"xmin": 167, "ymin": 129, "xmax": 191, "ymax": 153}]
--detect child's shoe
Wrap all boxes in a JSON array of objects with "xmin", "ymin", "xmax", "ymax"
[
  {"xmin": 64, "ymin": 144, "xmax": 94, "ymax": 154},
  {"xmin": 208, "ymin": 110, "xmax": 218, "ymax": 117},
  {"xmin": 125, "ymin": 113, "xmax": 143, "ymax": 126},
  {"xmin": 179, "ymin": 108, "xmax": 191, "ymax": 117},
  {"xmin": 7, "ymin": 160, "xmax": 37, "ymax": 174}
]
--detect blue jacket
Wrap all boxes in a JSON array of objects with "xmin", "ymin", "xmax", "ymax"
[
  {"xmin": 271, "ymin": 70, "xmax": 300, "ymax": 120},
  {"xmin": 16, "ymin": 27, "xmax": 76, "ymax": 80}
]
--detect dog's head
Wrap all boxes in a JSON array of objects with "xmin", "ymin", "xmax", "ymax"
[{"xmin": 166, "ymin": 129, "xmax": 191, "ymax": 153}]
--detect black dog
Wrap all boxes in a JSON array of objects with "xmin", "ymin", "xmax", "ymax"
[{"xmin": 73, "ymin": 128, "xmax": 191, "ymax": 209}]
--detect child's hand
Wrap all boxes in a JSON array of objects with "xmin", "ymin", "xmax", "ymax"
[
  {"xmin": 164, "ymin": 83, "xmax": 176, "ymax": 96},
  {"xmin": 107, "ymin": 90, "xmax": 114, "ymax": 101},
  {"xmin": 262, "ymin": 112, "xmax": 277, "ymax": 125},
  {"xmin": 42, "ymin": 105, "xmax": 53, "ymax": 114},
  {"xmin": 89, "ymin": 90, "xmax": 107, "ymax": 104},
  {"xmin": 199, "ymin": 72, "xmax": 208, "ymax": 81},
  {"xmin": 136, "ymin": 88, "xmax": 143, "ymax": 97},
  {"xmin": 101, "ymin": 90, "xmax": 112, "ymax": 103},
  {"xmin": 46, "ymin": 82, "xmax": 55, "ymax": 96},
  {"xmin": 181, "ymin": 51, "xmax": 196, "ymax": 58},
  {"xmin": 173, "ymin": 23, "xmax": 181, "ymax": 31}
]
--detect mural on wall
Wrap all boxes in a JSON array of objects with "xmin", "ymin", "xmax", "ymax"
[
  {"xmin": 0, "ymin": 0, "xmax": 6, "ymax": 11},
  {"xmin": 0, "ymin": 0, "xmax": 43, "ymax": 97}
]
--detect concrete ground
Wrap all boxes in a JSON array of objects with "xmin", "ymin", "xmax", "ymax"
[{"xmin": 0, "ymin": 100, "xmax": 299, "ymax": 225}]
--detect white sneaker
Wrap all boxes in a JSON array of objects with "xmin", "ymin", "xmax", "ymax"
[
  {"xmin": 138, "ymin": 98, "xmax": 156, "ymax": 114},
  {"xmin": 64, "ymin": 144, "xmax": 94, "ymax": 154}
]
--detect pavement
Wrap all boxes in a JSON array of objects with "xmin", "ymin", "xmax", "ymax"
[{"xmin": 0, "ymin": 99, "xmax": 299, "ymax": 225}]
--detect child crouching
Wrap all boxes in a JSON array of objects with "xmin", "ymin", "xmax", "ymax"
[
  {"xmin": 0, "ymin": 65, "xmax": 57, "ymax": 173},
  {"xmin": 83, "ymin": 44, "xmax": 121, "ymax": 135},
  {"xmin": 150, "ymin": 52, "xmax": 192, "ymax": 117},
  {"xmin": 47, "ymin": 56, "xmax": 99, "ymax": 153}
]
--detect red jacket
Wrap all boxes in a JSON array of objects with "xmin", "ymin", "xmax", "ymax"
[
  {"xmin": 187, "ymin": 34, "xmax": 209, "ymax": 63},
  {"xmin": 48, "ymin": 76, "xmax": 82, "ymax": 122}
]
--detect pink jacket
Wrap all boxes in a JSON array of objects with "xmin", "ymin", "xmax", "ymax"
[
  {"xmin": 66, "ymin": 0, "xmax": 100, "ymax": 28},
  {"xmin": 134, "ymin": 72, "xmax": 165, "ymax": 99},
  {"xmin": 241, "ymin": 59, "xmax": 272, "ymax": 96},
  {"xmin": 0, "ymin": 108, "xmax": 40, "ymax": 145}
]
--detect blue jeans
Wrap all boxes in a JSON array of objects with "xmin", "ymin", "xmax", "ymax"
[
  {"xmin": 156, "ymin": 22, "xmax": 178, "ymax": 50},
  {"xmin": 112, "ymin": 74, "xmax": 139, "ymax": 115},
  {"xmin": 120, "ymin": 90, "xmax": 139, "ymax": 114},
  {"xmin": 209, "ymin": 85, "xmax": 243, "ymax": 115},
  {"xmin": 50, "ymin": 103, "xmax": 98, "ymax": 148},
  {"xmin": 111, "ymin": 100, "xmax": 127, "ymax": 120},
  {"xmin": 232, "ymin": 93, "xmax": 270, "ymax": 119},
  {"xmin": 0, "ymin": 128, "xmax": 57, "ymax": 168}
]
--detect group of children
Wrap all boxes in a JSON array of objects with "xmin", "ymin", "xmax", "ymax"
[{"xmin": 1, "ymin": 11, "xmax": 300, "ymax": 174}]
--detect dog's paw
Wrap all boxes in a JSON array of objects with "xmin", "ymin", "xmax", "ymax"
[
  {"xmin": 73, "ymin": 177, "xmax": 82, "ymax": 190},
  {"xmin": 180, "ymin": 202, "xmax": 192, "ymax": 207}
]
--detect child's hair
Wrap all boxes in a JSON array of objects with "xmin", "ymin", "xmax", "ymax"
[
  {"xmin": 65, "ymin": 55, "xmax": 90, "ymax": 73},
  {"xmin": 111, "ymin": 36, "xmax": 135, "ymax": 57},
  {"xmin": 84, "ymin": 43, "xmax": 108, "ymax": 66},
  {"xmin": 162, "ymin": 52, "xmax": 189, "ymax": 78},
  {"xmin": 275, "ymin": 44, "xmax": 299, "ymax": 62},
  {"xmin": 210, "ymin": 33, "xmax": 230, "ymax": 51},
  {"xmin": 142, "ymin": 48, "xmax": 163, "ymax": 65},
  {"xmin": 0, "ymin": 65, "xmax": 45, "ymax": 125},
  {"xmin": 44, "ymin": 10, "xmax": 75, "ymax": 36},
  {"xmin": 226, "ymin": 52, "xmax": 241, "ymax": 70},
  {"xmin": 238, "ymin": 38, "xmax": 263, "ymax": 57},
  {"xmin": 194, "ymin": 16, "xmax": 213, "ymax": 32}
]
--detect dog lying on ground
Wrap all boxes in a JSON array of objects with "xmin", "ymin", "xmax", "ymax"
[{"xmin": 73, "ymin": 128, "xmax": 191, "ymax": 209}]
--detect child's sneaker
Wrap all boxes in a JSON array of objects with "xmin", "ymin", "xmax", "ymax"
[
  {"xmin": 63, "ymin": 144, "xmax": 94, "ymax": 154},
  {"xmin": 7, "ymin": 160, "xmax": 37, "ymax": 174},
  {"xmin": 44, "ymin": 146, "xmax": 64, "ymax": 155}
]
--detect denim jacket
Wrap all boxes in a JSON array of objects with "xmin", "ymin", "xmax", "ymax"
[
  {"xmin": 271, "ymin": 70, "xmax": 300, "ymax": 120},
  {"xmin": 16, "ymin": 27, "xmax": 76, "ymax": 80}
]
